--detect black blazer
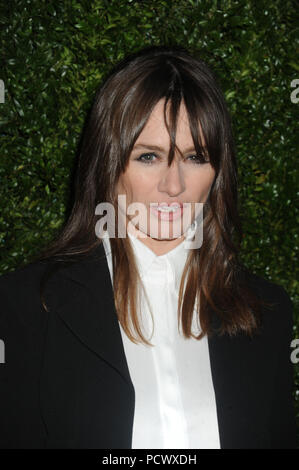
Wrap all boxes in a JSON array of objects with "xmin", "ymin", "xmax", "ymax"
[{"xmin": 0, "ymin": 243, "xmax": 297, "ymax": 449}]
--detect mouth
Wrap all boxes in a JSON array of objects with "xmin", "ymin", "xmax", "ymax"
[
  {"xmin": 150, "ymin": 202, "xmax": 184, "ymax": 221},
  {"xmin": 151, "ymin": 202, "xmax": 183, "ymax": 211}
]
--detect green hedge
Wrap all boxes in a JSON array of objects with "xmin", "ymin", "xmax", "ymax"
[{"xmin": 0, "ymin": 0, "xmax": 298, "ymax": 440}]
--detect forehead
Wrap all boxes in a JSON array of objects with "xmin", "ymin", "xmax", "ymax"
[
  {"xmin": 142, "ymin": 98, "xmax": 189, "ymax": 131},
  {"xmin": 134, "ymin": 98, "xmax": 204, "ymax": 148}
]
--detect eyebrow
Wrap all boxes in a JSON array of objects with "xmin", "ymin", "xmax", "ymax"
[{"xmin": 133, "ymin": 143, "xmax": 207, "ymax": 153}]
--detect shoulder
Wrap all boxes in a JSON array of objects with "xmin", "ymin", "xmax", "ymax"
[
  {"xmin": 245, "ymin": 269, "xmax": 293, "ymax": 313},
  {"xmin": 242, "ymin": 268, "xmax": 294, "ymax": 341},
  {"xmin": 0, "ymin": 260, "xmax": 47, "ymax": 292},
  {"xmin": 246, "ymin": 269, "xmax": 292, "ymax": 307},
  {"xmin": 0, "ymin": 260, "xmax": 53, "ymax": 328},
  {"xmin": 0, "ymin": 244, "xmax": 108, "ymax": 326}
]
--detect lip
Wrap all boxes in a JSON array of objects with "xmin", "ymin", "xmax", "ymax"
[
  {"xmin": 150, "ymin": 203, "xmax": 184, "ymax": 221},
  {"xmin": 151, "ymin": 202, "xmax": 183, "ymax": 208}
]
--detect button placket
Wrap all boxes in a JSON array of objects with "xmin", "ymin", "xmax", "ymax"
[{"xmin": 165, "ymin": 258, "xmax": 175, "ymax": 285}]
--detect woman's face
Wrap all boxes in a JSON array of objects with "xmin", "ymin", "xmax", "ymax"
[{"xmin": 116, "ymin": 99, "xmax": 216, "ymax": 255}]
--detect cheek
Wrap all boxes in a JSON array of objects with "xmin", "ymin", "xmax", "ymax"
[
  {"xmin": 188, "ymin": 169, "xmax": 215, "ymax": 201},
  {"xmin": 131, "ymin": 166, "xmax": 159, "ymax": 191},
  {"xmin": 118, "ymin": 170, "xmax": 155, "ymax": 201}
]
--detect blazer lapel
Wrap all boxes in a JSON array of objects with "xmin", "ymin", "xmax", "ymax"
[{"xmin": 44, "ymin": 242, "xmax": 134, "ymax": 393}]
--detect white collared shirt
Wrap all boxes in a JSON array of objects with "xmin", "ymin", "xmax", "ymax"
[{"xmin": 102, "ymin": 228, "xmax": 220, "ymax": 449}]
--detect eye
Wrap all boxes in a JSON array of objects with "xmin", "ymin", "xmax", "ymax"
[
  {"xmin": 135, "ymin": 153, "xmax": 157, "ymax": 164},
  {"xmin": 186, "ymin": 154, "xmax": 210, "ymax": 165},
  {"xmin": 135, "ymin": 152, "xmax": 210, "ymax": 165}
]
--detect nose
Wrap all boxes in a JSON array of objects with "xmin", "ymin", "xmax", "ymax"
[{"xmin": 157, "ymin": 158, "xmax": 185, "ymax": 197}]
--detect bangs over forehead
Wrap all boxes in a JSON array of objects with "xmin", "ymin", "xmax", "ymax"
[{"xmin": 109, "ymin": 52, "xmax": 224, "ymax": 174}]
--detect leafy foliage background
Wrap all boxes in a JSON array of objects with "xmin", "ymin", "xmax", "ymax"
[{"xmin": 0, "ymin": 0, "xmax": 298, "ymax": 442}]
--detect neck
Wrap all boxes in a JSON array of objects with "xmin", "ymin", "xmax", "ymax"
[{"xmin": 127, "ymin": 225, "xmax": 185, "ymax": 256}]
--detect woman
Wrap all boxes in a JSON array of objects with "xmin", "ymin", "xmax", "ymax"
[{"xmin": 0, "ymin": 45, "xmax": 297, "ymax": 449}]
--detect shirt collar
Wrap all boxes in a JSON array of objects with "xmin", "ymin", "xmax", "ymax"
[{"xmin": 102, "ymin": 221, "xmax": 198, "ymax": 289}]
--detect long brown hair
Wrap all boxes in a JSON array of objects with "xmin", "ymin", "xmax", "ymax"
[{"xmin": 33, "ymin": 45, "xmax": 275, "ymax": 345}]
